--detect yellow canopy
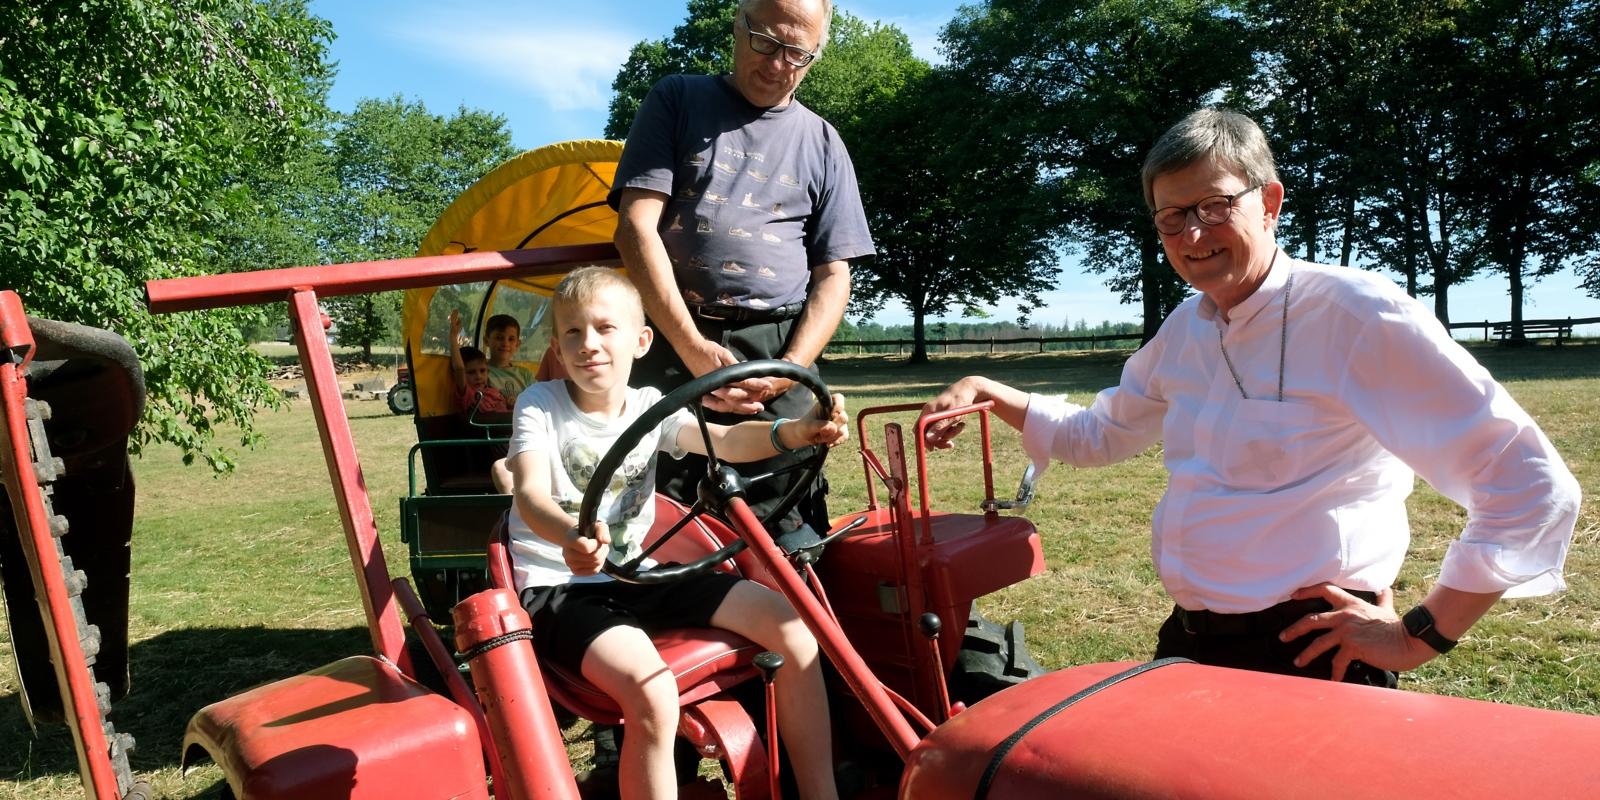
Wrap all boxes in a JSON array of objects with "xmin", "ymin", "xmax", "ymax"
[{"xmin": 402, "ymin": 139, "xmax": 623, "ymax": 418}]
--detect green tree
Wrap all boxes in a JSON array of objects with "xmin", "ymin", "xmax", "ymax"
[
  {"xmin": 316, "ymin": 97, "xmax": 518, "ymax": 360},
  {"xmin": 0, "ymin": 0, "xmax": 332, "ymax": 470},
  {"xmin": 1461, "ymin": 0, "xmax": 1600, "ymax": 337},
  {"xmin": 1248, "ymin": 0, "xmax": 1484, "ymax": 321},
  {"xmin": 845, "ymin": 65, "xmax": 1062, "ymax": 363},
  {"xmin": 604, "ymin": 0, "xmax": 736, "ymax": 138},
  {"xmin": 943, "ymin": 0, "xmax": 1256, "ymax": 339}
]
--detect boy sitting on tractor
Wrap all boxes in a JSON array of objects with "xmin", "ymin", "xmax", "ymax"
[{"xmin": 507, "ymin": 266, "xmax": 847, "ymax": 799}]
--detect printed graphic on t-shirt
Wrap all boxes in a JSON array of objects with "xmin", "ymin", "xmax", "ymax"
[{"xmin": 559, "ymin": 436, "xmax": 652, "ymax": 549}]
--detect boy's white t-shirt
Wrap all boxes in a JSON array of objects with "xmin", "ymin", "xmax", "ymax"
[{"xmin": 507, "ymin": 380, "xmax": 695, "ymax": 590}]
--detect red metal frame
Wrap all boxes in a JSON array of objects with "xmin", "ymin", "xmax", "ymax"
[
  {"xmin": 726, "ymin": 496, "xmax": 923, "ymax": 759},
  {"xmin": 0, "ymin": 292, "xmax": 123, "ymax": 797},
  {"xmin": 848, "ymin": 401, "xmax": 1026, "ymax": 719},
  {"xmin": 144, "ymin": 243, "xmax": 619, "ymax": 313},
  {"xmin": 144, "ymin": 246, "xmax": 623, "ymax": 680}
]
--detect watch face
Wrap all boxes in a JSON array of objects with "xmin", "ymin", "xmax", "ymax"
[{"xmin": 1404, "ymin": 605, "xmax": 1433, "ymax": 636}]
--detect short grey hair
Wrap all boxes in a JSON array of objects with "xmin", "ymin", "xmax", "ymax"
[
  {"xmin": 1141, "ymin": 107, "xmax": 1278, "ymax": 210},
  {"xmin": 737, "ymin": 0, "xmax": 833, "ymax": 52}
]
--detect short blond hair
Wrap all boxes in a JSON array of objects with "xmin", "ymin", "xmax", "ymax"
[{"xmin": 550, "ymin": 266, "xmax": 644, "ymax": 326}]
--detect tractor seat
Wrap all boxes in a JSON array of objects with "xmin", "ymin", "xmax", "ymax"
[{"xmin": 487, "ymin": 495, "xmax": 761, "ymax": 725}]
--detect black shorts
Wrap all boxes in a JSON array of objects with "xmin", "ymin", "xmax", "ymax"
[{"xmin": 520, "ymin": 571, "xmax": 745, "ymax": 675}]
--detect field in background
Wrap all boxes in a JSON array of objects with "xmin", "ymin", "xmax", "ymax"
[{"xmin": 2, "ymin": 343, "xmax": 1596, "ymax": 798}]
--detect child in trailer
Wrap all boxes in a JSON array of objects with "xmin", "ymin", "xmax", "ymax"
[
  {"xmin": 450, "ymin": 308, "xmax": 536, "ymax": 400},
  {"xmin": 507, "ymin": 266, "xmax": 845, "ymax": 800},
  {"xmin": 448, "ymin": 344, "xmax": 510, "ymax": 415}
]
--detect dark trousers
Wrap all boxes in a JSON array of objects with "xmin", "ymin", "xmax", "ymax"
[
  {"xmin": 1153, "ymin": 592, "xmax": 1399, "ymax": 688},
  {"xmin": 630, "ymin": 314, "xmax": 828, "ymax": 533}
]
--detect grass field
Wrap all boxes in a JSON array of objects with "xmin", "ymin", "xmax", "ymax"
[{"xmin": 2, "ymin": 343, "xmax": 1597, "ymax": 798}]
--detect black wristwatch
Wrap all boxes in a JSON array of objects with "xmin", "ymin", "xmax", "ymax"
[{"xmin": 1402, "ymin": 605, "xmax": 1458, "ymax": 654}]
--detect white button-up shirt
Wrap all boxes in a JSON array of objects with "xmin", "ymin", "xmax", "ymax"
[{"xmin": 1022, "ymin": 253, "xmax": 1580, "ymax": 613}]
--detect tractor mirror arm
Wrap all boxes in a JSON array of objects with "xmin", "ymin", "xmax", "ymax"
[{"xmin": 982, "ymin": 463, "xmax": 1038, "ymax": 513}]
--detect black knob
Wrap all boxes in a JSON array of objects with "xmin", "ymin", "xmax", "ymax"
[
  {"xmin": 919, "ymin": 612, "xmax": 943, "ymax": 639},
  {"xmin": 754, "ymin": 651, "xmax": 785, "ymax": 683}
]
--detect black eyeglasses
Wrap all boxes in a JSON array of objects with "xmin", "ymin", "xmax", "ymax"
[
  {"xmin": 740, "ymin": 14, "xmax": 819, "ymax": 67},
  {"xmin": 1152, "ymin": 184, "xmax": 1263, "ymax": 235}
]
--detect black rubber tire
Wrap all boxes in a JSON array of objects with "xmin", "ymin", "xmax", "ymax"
[{"xmin": 387, "ymin": 382, "xmax": 416, "ymax": 415}]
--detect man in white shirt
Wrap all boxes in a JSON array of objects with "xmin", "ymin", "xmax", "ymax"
[{"xmin": 919, "ymin": 108, "xmax": 1580, "ymax": 685}]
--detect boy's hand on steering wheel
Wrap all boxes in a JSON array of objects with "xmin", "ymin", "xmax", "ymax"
[
  {"xmin": 563, "ymin": 520, "xmax": 611, "ymax": 576},
  {"xmin": 783, "ymin": 393, "xmax": 849, "ymax": 449}
]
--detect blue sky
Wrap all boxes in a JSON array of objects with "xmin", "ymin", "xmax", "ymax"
[{"xmin": 309, "ymin": 0, "xmax": 1593, "ymax": 331}]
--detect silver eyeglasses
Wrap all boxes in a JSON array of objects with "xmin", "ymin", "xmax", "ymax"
[
  {"xmin": 1152, "ymin": 184, "xmax": 1263, "ymax": 235},
  {"xmin": 740, "ymin": 14, "xmax": 819, "ymax": 67}
]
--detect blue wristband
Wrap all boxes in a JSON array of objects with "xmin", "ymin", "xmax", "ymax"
[{"xmin": 770, "ymin": 417, "xmax": 797, "ymax": 454}]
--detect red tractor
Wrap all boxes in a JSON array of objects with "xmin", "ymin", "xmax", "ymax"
[
  {"xmin": 5, "ymin": 239, "xmax": 1600, "ymax": 799},
  {"xmin": 5, "ymin": 141, "xmax": 1599, "ymax": 799}
]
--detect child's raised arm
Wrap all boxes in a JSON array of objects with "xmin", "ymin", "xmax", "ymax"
[
  {"xmin": 508, "ymin": 451, "xmax": 610, "ymax": 575},
  {"xmin": 676, "ymin": 393, "xmax": 848, "ymax": 462},
  {"xmin": 448, "ymin": 309, "xmax": 467, "ymax": 390}
]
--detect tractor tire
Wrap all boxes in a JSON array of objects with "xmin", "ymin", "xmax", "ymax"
[
  {"xmin": 387, "ymin": 382, "xmax": 416, "ymax": 415},
  {"xmin": 0, "ymin": 395, "xmax": 139, "ymax": 796},
  {"xmin": 947, "ymin": 608, "xmax": 1048, "ymax": 705}
]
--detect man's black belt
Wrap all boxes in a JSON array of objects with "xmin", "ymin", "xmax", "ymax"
[
  {"xmin": 1176, "ymin": 589, "xmax": 1379, "ymax": 636},
  {"xmin": 689, "ymin": 302, "xmax": 803, "ymax": 323}
]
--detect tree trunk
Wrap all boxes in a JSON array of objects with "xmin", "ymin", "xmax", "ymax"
[
  {"xmin": 909, "ymin": 306, "xmax": 928, "ymax": 364},
  {"xmin": 1140, "ymin": 235, "xmax": 1164, "ymax": 345},
  {"xmin": 1338, "ymin": 190, "xmax": 1357, "ymax": 267}
]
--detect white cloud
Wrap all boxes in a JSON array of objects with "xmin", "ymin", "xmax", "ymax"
[{"xmin": 389, "ymin": 17, "xmax": 635, "ymax": 111}]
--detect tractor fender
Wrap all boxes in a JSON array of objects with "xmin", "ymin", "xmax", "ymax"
[{"xmin": 901, "ymin": 660, "xmax": 1600, "ymax": 799}]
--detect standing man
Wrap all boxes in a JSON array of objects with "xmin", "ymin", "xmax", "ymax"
[
  {"xmin": 610, "ymin": 0, "xmax": 873, "ymax": 534},
  {"xmin": 921, "ymin": 108, "xmax": 1580, "ymax": 686}
]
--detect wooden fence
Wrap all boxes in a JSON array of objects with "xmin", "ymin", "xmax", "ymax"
[
  {"xmin": 823, "ymin": 332, "xmax": 1145, "ymax": 355},
  {"xmin": 1445, "ymin": 316, "xmax": 1600, "ymax": 340},
  {"xmin": 824, "ymin": 316, "xmax": 1599, "ymax": 356}
]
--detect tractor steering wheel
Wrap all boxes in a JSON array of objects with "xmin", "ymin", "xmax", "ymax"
[{"xmin": 576, "ymin": 360, "xmax": 833, "ymax": 585}]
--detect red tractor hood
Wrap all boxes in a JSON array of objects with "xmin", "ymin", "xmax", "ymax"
[{"xmin": 902, "ymin": 659, "xmax": 1600, "ymax": 799}]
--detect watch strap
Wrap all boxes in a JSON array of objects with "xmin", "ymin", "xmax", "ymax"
[{"xmin": 1403, "ymin": 605, "xmax": 1458, "ymax": 654}]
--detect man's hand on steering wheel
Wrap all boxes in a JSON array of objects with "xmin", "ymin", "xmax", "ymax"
[
  {"xmin": 685, "ymin": 339, "xmax": 773, "ymax": 414},
  {"xmin": 578, "ymin": 360, "xmax": 837, "ymax": 585},
  {"xmin": 562, "ymin": 520, "xmax": 611, "ymax": 576}
]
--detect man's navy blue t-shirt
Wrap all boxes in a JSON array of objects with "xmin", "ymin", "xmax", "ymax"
[{"xmin": 608, "ymin": 74, "xmax": 875, "ymax": 312}]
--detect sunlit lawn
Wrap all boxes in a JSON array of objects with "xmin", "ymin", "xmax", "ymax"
[{"xmin": 2, "ymin": 342, "xmax": 1596, "ymax": 798}]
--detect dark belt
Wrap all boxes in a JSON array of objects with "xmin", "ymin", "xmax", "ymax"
[
  {"xmin": 1176, "ymin": 589, "xmax": 1380, "ymax": 636},
  {"xmin": 689, "ymin": 302, "xmax": 803, "ymax": 323}
]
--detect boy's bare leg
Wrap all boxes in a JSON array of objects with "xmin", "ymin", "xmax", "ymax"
[
  {"xmin": 711, "ymin": 581, "xmax": 840, "ymax": 800},
  {"xmin": 582, "ymin": 626, "xmax": 682, "ymax": 800}
]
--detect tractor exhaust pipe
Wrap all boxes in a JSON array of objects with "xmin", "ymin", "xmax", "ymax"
[{"xmin": 454, "ymin": 588, "xmax": 580, "ymax": 800}]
